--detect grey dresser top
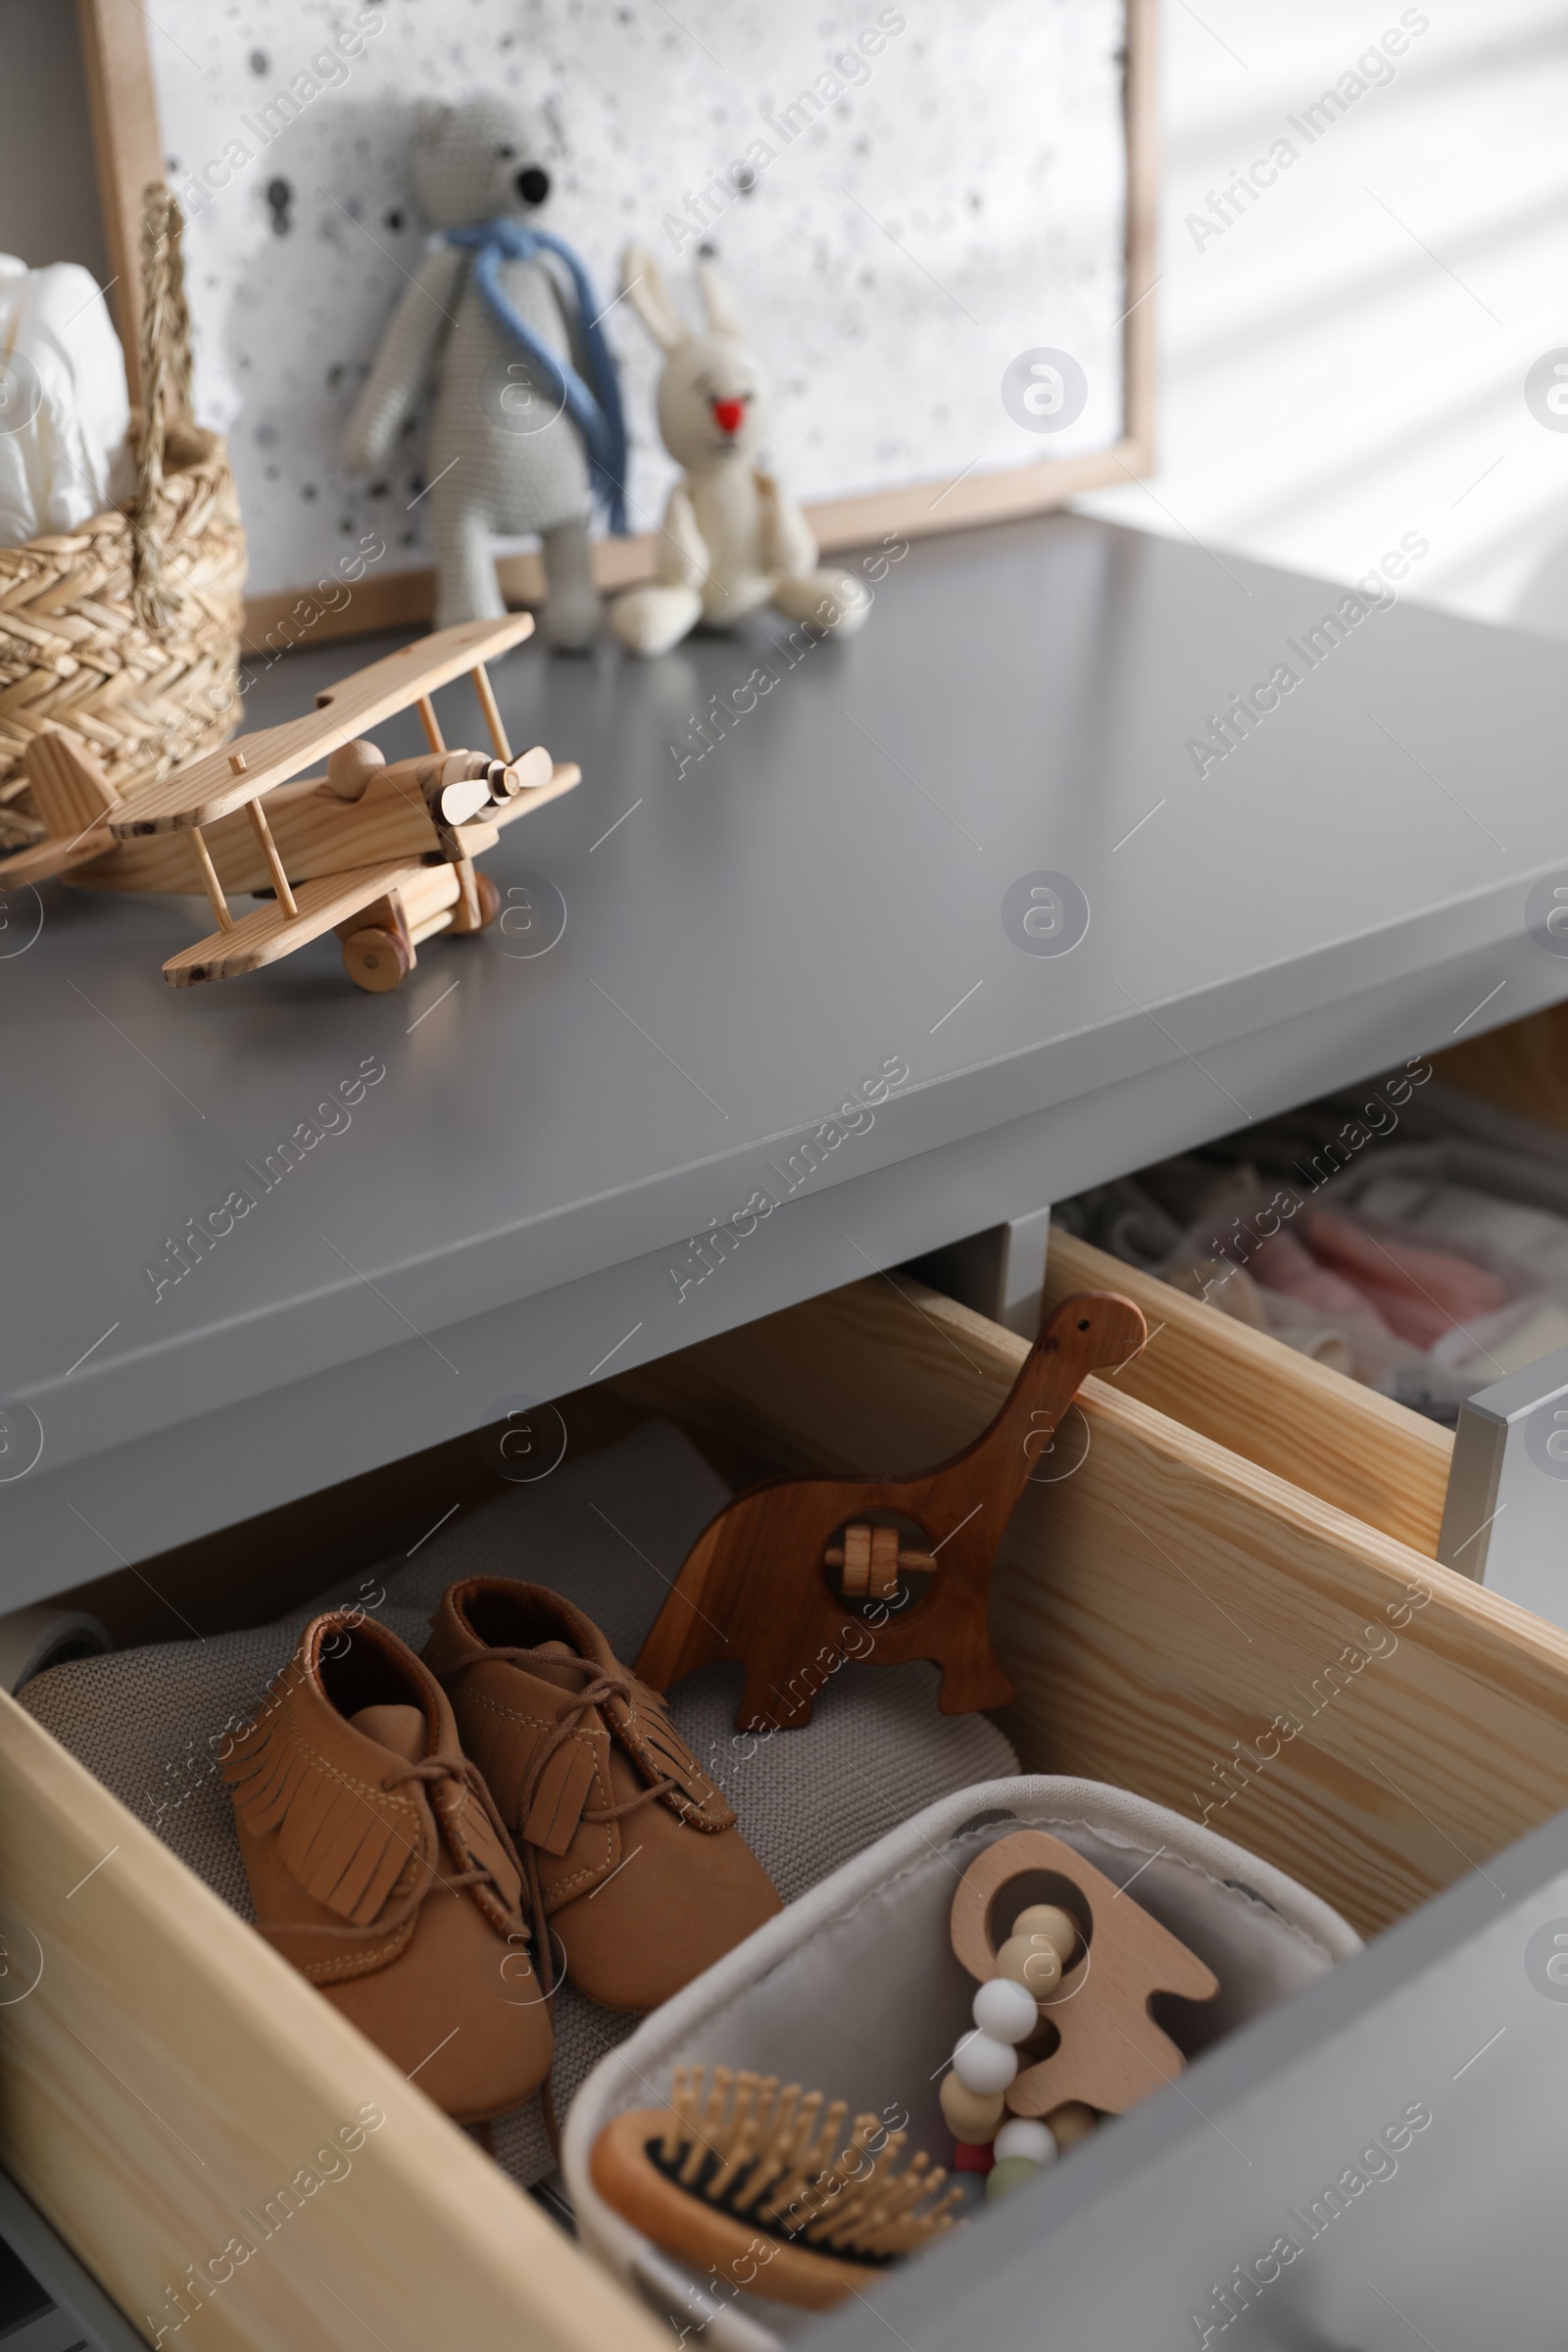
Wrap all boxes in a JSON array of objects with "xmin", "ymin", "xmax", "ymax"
[{"xmin": 4, "ymin": 513, "xmax": 1565, "ymax": 1490}]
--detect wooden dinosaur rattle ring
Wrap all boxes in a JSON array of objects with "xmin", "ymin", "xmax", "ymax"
[
  {"xmin": 948, "ymin": 1831, "xmax": 1217, "ymax": 2134},
  {"xmin": 635, "ymin": 1291, "xmax": 1146, "ymax": 1732}
]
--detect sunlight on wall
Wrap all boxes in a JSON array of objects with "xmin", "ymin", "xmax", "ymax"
[{"xmin": 1080, "ymin": 0, "xmax": 1568, "ymax": 639}]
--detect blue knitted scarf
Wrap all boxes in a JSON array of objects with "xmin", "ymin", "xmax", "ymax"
[{"xmin": 448, "ymin": 220, "xmax": 628, "ymax": 535}]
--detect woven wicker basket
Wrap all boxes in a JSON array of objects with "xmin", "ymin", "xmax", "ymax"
[{"xmin": 0, "ymin": 187, "xmax": 246, "ymax": 851}]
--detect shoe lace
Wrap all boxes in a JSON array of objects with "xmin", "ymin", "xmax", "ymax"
[
  {"xmin": 481, "ymin": 1650, "xmax": 685, "ymax": 1833},
  {"xmin": 433, "ymin": 1645, "xmax": 693, "ymax": 2005},
  {"xmin": 269, "ymin": 1750, "xmax": 532, "ymax": 1948},
  {"xmin": 382, "ymin": 1752, "xmax": 525, "ymax": 1899}
]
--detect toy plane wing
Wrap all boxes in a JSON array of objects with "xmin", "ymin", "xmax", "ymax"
[
  {"xmin": 113, "ymin": 612, "xmax": 536, "ymax": 836},
  {"xmin": 162, "ymin": 859, "xmax": 423, "ymax": 988},
  {"xmin": 0, "ymin": 825, "xmax": 117, "ymax": 888}
]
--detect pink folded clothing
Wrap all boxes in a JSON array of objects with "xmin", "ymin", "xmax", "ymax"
[
  {"xmin": 1303, "ymin": 1209, "xmax": 1504, "ymax": 1347},
  {"xmin": 1250, "ymin": 1229, "xmax": 1396, "ymax": 1339}
]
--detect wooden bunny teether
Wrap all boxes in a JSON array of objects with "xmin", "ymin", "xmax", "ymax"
[
  {"xmin": 635, "ymin": 1291, "xmax": 1145, "ymax": 1731},
  {"xmin": 950, "ymin": 1831, "xmax": 1218, "ymax": 2120}
]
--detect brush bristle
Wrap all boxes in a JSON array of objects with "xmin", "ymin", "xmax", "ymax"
[{"xmin": 655, "ymin": 2067, "xmax": 962, "ymax": 2267}]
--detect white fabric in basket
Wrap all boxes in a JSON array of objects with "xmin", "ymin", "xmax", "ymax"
[
  {"xmin": 0, "ymin": 257, "xmax": 131, "ymax": 546},
  {"xmin": 564, "ymin": 1776, "xmax": 1361, "ymax": 2348}
]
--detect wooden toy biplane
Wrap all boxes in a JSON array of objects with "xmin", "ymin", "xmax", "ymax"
[{"xmin": 2, "ymin": 612, "xmax": 577, "ymax": 992}]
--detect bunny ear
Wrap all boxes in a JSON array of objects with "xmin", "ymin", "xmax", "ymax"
[
  {"xmin": 697, "ymin": 259, "xmax": 746, "ymax": 344},
  {"xmin": 621, "ymin": 245, "xmax": 687, "ymax": 352}
]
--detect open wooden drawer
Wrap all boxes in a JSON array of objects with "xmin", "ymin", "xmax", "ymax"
[
  {"xmin": 3, "ymin": 1273, "xmax": 1568, "ymax": 2349},
  {"xmin": 1026, "ymin": 1003, "xmax": 1568, "ymax": 1568}
]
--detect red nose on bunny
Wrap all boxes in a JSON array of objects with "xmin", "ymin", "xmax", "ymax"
[{"xmin": 711, "ymin": 397, "xmax": 746, "ymax": 434}]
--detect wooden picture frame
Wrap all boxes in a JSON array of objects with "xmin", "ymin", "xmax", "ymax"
[{"xmin": 75, "ymin": 0, "xmax": 1157, "ymax": 653}]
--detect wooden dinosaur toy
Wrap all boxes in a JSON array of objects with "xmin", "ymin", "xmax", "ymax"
[{"xmin": 634, "ymin": 1290, "xmax": 1146, "ymax": 1731}]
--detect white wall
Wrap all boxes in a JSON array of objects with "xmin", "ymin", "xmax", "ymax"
[{"xmin": 1080, "ymin": 0, "xmax": 1568, "ymax": 639}]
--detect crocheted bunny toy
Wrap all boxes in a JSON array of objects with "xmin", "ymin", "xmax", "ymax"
[
  {"xmin": 610, "ymin": 246, "xmax": 868, "ymax": 658},
  {"xmin": 344, "ymin": 95, "xmax": 627, "ymax": 650}
]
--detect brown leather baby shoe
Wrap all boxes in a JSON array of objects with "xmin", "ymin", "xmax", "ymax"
[
  {"xmin": 423, "ymin": 1581, "xmax": 781, "ymax": 2012},
  {"xmin": 222, "ymin": 1611, "xmax": 553, "ymax": 2124}
]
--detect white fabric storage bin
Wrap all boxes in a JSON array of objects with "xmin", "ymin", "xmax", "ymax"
[{"xmin": 564, "ymin": 1776, "xmax": 1359, "ymax": 2348}]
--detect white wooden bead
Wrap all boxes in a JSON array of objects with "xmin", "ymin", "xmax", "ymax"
[
  {"xmin": 953, "ymin": 2030, "xmax": 1018, "ymax": 2096},
  {"xmin": 994, "ymin": 2117, "xmax": 1058, "ymax": 2167},
  {"xmin": 973, "ymin": 1977, "xmax": 1038, "ymax": 2045}
]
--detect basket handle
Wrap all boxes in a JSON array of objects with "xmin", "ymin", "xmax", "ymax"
[{"xmin": 131, "ymin": 181, "xmax": 194, "ymax": 630}]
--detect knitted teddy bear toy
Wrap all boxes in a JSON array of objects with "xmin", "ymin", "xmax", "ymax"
[
  {"xmin": 344, "ymin": 95, "xmax": 626, "ymax": 650},
  {"xmin": 610, "ymin": 245, "xmax": 869, "ymax": 659}
]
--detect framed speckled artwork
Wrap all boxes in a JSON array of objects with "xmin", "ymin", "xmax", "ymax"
[{"xmin": 78, "ymin": 0, "xmax": 1155, "ymax": 645}]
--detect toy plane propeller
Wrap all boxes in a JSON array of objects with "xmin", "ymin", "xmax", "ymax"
[{"xmin": 3, "ymin": 612, "xmax": 578, "ymax": 993}]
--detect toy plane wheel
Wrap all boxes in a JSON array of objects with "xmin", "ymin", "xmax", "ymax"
[
  {"xmin": 473, "ymin": 871, "xmax": 500, "ymax": 931},
  {"xmin": 341, "ymin": 925, "xmax": 413, "ymax": 992}
]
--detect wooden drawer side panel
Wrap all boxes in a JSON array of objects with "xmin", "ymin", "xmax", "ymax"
[
  {"xmin": 1041, "ymin": 1228, "xmax": 1454, "ymax": 1557},
  {"xmin": 1432, "ymin": 1002, "xmax": 1568, "ymax": 1135},
  {"xmin": 995, "ymin": 1383, "xmax": 1568, "ymax": 1937},
  {"xmin": 611, "ymin": 1274, "xmax": 1015, "ymax": 1480},
  {"xmin": 0, "ymin": 1693, "xmax": 663, "ymax": 2352}
]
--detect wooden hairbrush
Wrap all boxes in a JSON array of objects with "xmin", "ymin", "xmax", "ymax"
[{"xmin": 590, "ymin": 2064, "xmax": 963, "ymax": 2311}]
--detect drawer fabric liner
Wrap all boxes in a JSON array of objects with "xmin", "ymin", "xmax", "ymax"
[{"xmin": 20, "ymin": 1420, "xmax": 1017, "ymax": 2189}]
